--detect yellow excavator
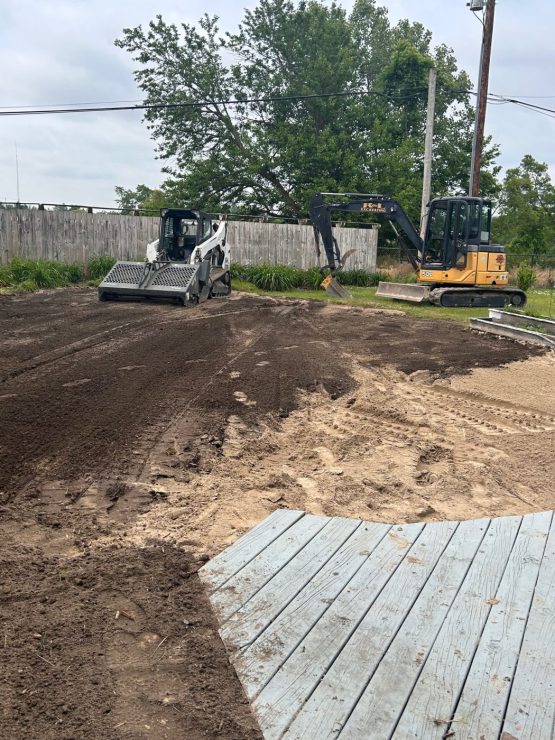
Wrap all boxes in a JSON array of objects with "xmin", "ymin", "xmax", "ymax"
[{"xmin": 309, "ymin": 192, "xmax": 526, "ymax": 307}]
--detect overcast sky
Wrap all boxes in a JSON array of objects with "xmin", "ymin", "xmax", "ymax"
[{"xmin": 0, "ymin": 0, "xmax": 553, "ymax": 207}]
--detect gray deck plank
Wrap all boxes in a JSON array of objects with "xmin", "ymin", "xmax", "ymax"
[
  {"xmin": 251, "ymin": 522, "xmax": 425, "ymax": 739},
  {"xmin": 503, "ymin": 514, "xmax": 555, "ymax": 738},
  {"xmin": 454, "ymin": 510, "xmax": 553, "ymax": 739},
  {"xmin": 282, "ymin": 519, "xmax": 459, "ymax": 740},
  {"xmin": 340, "ymin": 517, "xmax": 489, "ymax": 739},
  {"xmin": 203, "ymin": 510, "xmax": 555, "ymax": 740},
  {"xmin": 393, "ymin": 514, "xmax": 522, "ymax": 739},
  {"xmin": 233, "ymin": 520, "xmax": 393, "ymax": 702},
  {"xmin": 219, "ymin": 516, "xmax": 361, "ymax": 651},
  {"xmin": 200, "ymin": 509, "xmax": 306, "ymax": 591},
  {"xmin": 210, "ymin": 514, "xmax": 329, "ymax": 622}
]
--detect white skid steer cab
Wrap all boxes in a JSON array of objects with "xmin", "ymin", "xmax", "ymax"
[{"xmin": 98, "ymin": 208, "xmax": 231, "ymax": 305}]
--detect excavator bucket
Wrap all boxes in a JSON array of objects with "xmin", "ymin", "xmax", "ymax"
[
  {"xmin": 375, "ymin": 281, "xmax": 430, "ymax": 303},
  {"xmin": 321, "ymin": 274, "xmax": 352, "ymax": 299}
]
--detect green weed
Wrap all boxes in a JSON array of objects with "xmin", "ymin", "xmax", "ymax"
[
  {"xmin": 517, "ymin": 264, "xmax": 536, "ymax": 292},
  {"xmin": 87, "ymin": 255, "xmax": 117, "ymax": 280}
]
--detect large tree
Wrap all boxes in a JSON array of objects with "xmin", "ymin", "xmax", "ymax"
[
  {"xmin": 116, "ymin": 0, "xmax": 499, "ymax": 221},
  {"xmin": 492, "ymin": 155, "xmax": 555, "ymax": 257}
]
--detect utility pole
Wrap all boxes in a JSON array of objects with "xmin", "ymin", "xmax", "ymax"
[
  {"xmin": 469, "ymin": 0, "xmax": 496, "ymax": 196},
  {"xmin": 420, "ymin": 67, "xmax": 437, "ymax": 239}
]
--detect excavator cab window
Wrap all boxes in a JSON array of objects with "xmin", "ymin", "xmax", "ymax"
[
  {"xmin": 467, "ymin": 201, "xmax": 491, "ymax": 244},
  {"xmin": 480, "ymin": 204, "xmax": 491, "ymax": 243},
  {"xmin": 424, "ymin": 199, "xmax": 469, "ymax": 269},
  {"xmin": 424, "ymin": 202, "xmax": 447, "ymax": 263},
  {"xmin": 448, "ymin": 201, "xmax": 468, "ymax": 267}
]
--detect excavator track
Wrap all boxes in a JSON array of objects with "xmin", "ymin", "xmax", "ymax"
[{"xmin": 429, "ymin": 287, "xmax": 527, "ymax": 308}]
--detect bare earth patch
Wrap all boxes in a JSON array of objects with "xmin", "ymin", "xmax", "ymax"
[
  {"xmin": 131, "ymin": 354, "xmax": 555, "ymax": 556},
  {"xmin": 0, "ymin": 288, "xmax": 552, "ymax": 738}
]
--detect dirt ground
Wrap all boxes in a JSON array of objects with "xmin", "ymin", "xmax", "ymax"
[{"xmin": 0, "ymin": 287, "xmax": 553, "ymax": 739}]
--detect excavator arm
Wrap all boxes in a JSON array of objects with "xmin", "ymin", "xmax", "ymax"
[{"xmin": 309, "ymin": 192, "xmax": 423, "ymax": 273}]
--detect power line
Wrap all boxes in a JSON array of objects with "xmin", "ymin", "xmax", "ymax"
[
  {"xmin": 493, "ymin": 97, "xmax": 555, "ymax": 116},
  {"xmin": 0, "ymin": 98, "xmax": 144, "ymax": 110},
  {"xmin": 0, "ymin": 89, "xmax": 553, "ymax": 122},
  {"xmin": 0, "ymin": 89, "xmax": 441, "ymax": 116}
]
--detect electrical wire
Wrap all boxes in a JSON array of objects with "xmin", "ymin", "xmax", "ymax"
[
  {"xmin": 0, "ymin": 98, "xmax": 144, "ymax": 110},
  {"xmin": 0, "ymin": 89, "xmax": 440, "ymax": 116},
  {"xmin": 0, "ymin": 89, "xmax": 553, "ymax": 120}
]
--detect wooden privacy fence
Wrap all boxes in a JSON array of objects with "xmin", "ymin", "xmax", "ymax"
[
  {"xmin": 0, "ymin": 210, "xmax": 159, "ymax": 264},
  {"xmin": 228, "ymin": 221, "xmax": 378, "ymax": 271},
  {"xmin": 0, "ymin": 209, "xmax": 378, "ymax": 272}
]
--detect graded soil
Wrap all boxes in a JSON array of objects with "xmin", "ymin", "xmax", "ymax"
[{"xmin": 0, "ymin": 287, "xmax": 552, "ymax": 739}]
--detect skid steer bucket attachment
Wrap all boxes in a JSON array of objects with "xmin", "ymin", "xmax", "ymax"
[
  {"xmin": 98, "ymin": 260, "xmax": 210, "ymax": 305},
  {"xmin": 376, "ymin": 281, "xmax": 430, "ymax": 303},
  {"xmin": 321, "ymin": 274, "xmax": 352, "ymax": 299}
]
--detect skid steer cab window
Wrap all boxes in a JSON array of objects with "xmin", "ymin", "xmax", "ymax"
[
  {"xmin": 163, "ymin": 216, "xmax": 198, "ymax": 260},
  {"xmin": 202, "ymin": 218, "xmax": 212, "ymax": 240}
]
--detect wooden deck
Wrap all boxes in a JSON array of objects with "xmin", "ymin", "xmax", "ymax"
[{"xmin": 200, "ymin": 509, "xmax": 555, "ymax": 739}]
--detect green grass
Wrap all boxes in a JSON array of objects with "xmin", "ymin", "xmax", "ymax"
[
  {"xmin": 0, "ymin": 258, "xmax": 85, "ymax": 293},
  {"xmin": 0, "ymin": 256, "xmax": 116, "ymax": 294},
  {"xmin": 87, "ymin": 255, "xmax": 117, "ymax": 280},
  {"xmin": 233, "ymin": 280, "xmax": 555, "ymax": 322}
]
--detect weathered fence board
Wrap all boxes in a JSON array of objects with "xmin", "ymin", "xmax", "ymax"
[{"xmin": 0, "ymin": 210, "xmax": 378, "ymax": 271}]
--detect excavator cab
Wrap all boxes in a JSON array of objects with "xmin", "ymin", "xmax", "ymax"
[{"xmin": 422, "ymin": 197, "xmax": 493, "ymax": 270}]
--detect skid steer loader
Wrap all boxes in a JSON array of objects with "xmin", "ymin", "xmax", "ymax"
[
  {"xmin": 309, "ymin": 193, "xmax": 526, "ymax": 308},
  {"xmin": 98, "ymin": 208, "xmax": 231, "ymax": 305}
]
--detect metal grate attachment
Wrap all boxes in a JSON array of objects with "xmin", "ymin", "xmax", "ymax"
[
  {"xmin": 152, "ymin": 266, "xmax": 197, "ymax": 288},
  {"xmin": 103, "ymin": 262, "xmax": 145, "ymax": 285}
]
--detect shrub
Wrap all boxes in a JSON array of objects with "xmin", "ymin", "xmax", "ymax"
[
  {"xmin": 0, "ymin": 264, "xmax": 13, "ymax": 287},
  {"xmin": 300, "ymin": 266, "xmax": 325, "ymax": 289},
  {"xmin": 248, "ymin": 265, "xmax": 295, "ymax": 291},
  {"xmin": 0, "ymin": 258, "xmax": 84, "ymax": 292},
  {"xmin": 4, "ymin": 258, "xmax": 79, "ymax": 289},
  {"xmin": 62, "ymin": 263, "xmax": 85, "ymax": 284},
  {"xmin": 88, "ymin": 255, "xmax": 117, "ymax": 280},
  {"xmin": 31, "ymin": 260, "xmax": 65, "ymax": 288},
  {"xmin": 9, "ymin": 258, "xmax": 33, "ymax": 284},
  {"xmin": 337, "ymin": 270, "xmax": 389, "ymax": 287},
  {"xmin": 517, "ymin": 263, "xmax": 536, "ymax": 292}
]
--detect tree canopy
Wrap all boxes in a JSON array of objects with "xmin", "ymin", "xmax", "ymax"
[
  {"xmin": 492, "ymin": 155, "xmax": 555, "ymax": 257},
  {"xmin": 116, "ymin": 0, "xmax": 499, "ymax": 222},
  {"xmin": 114, "ymin": 184, "xmax": 170, "ymax": 213}
]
